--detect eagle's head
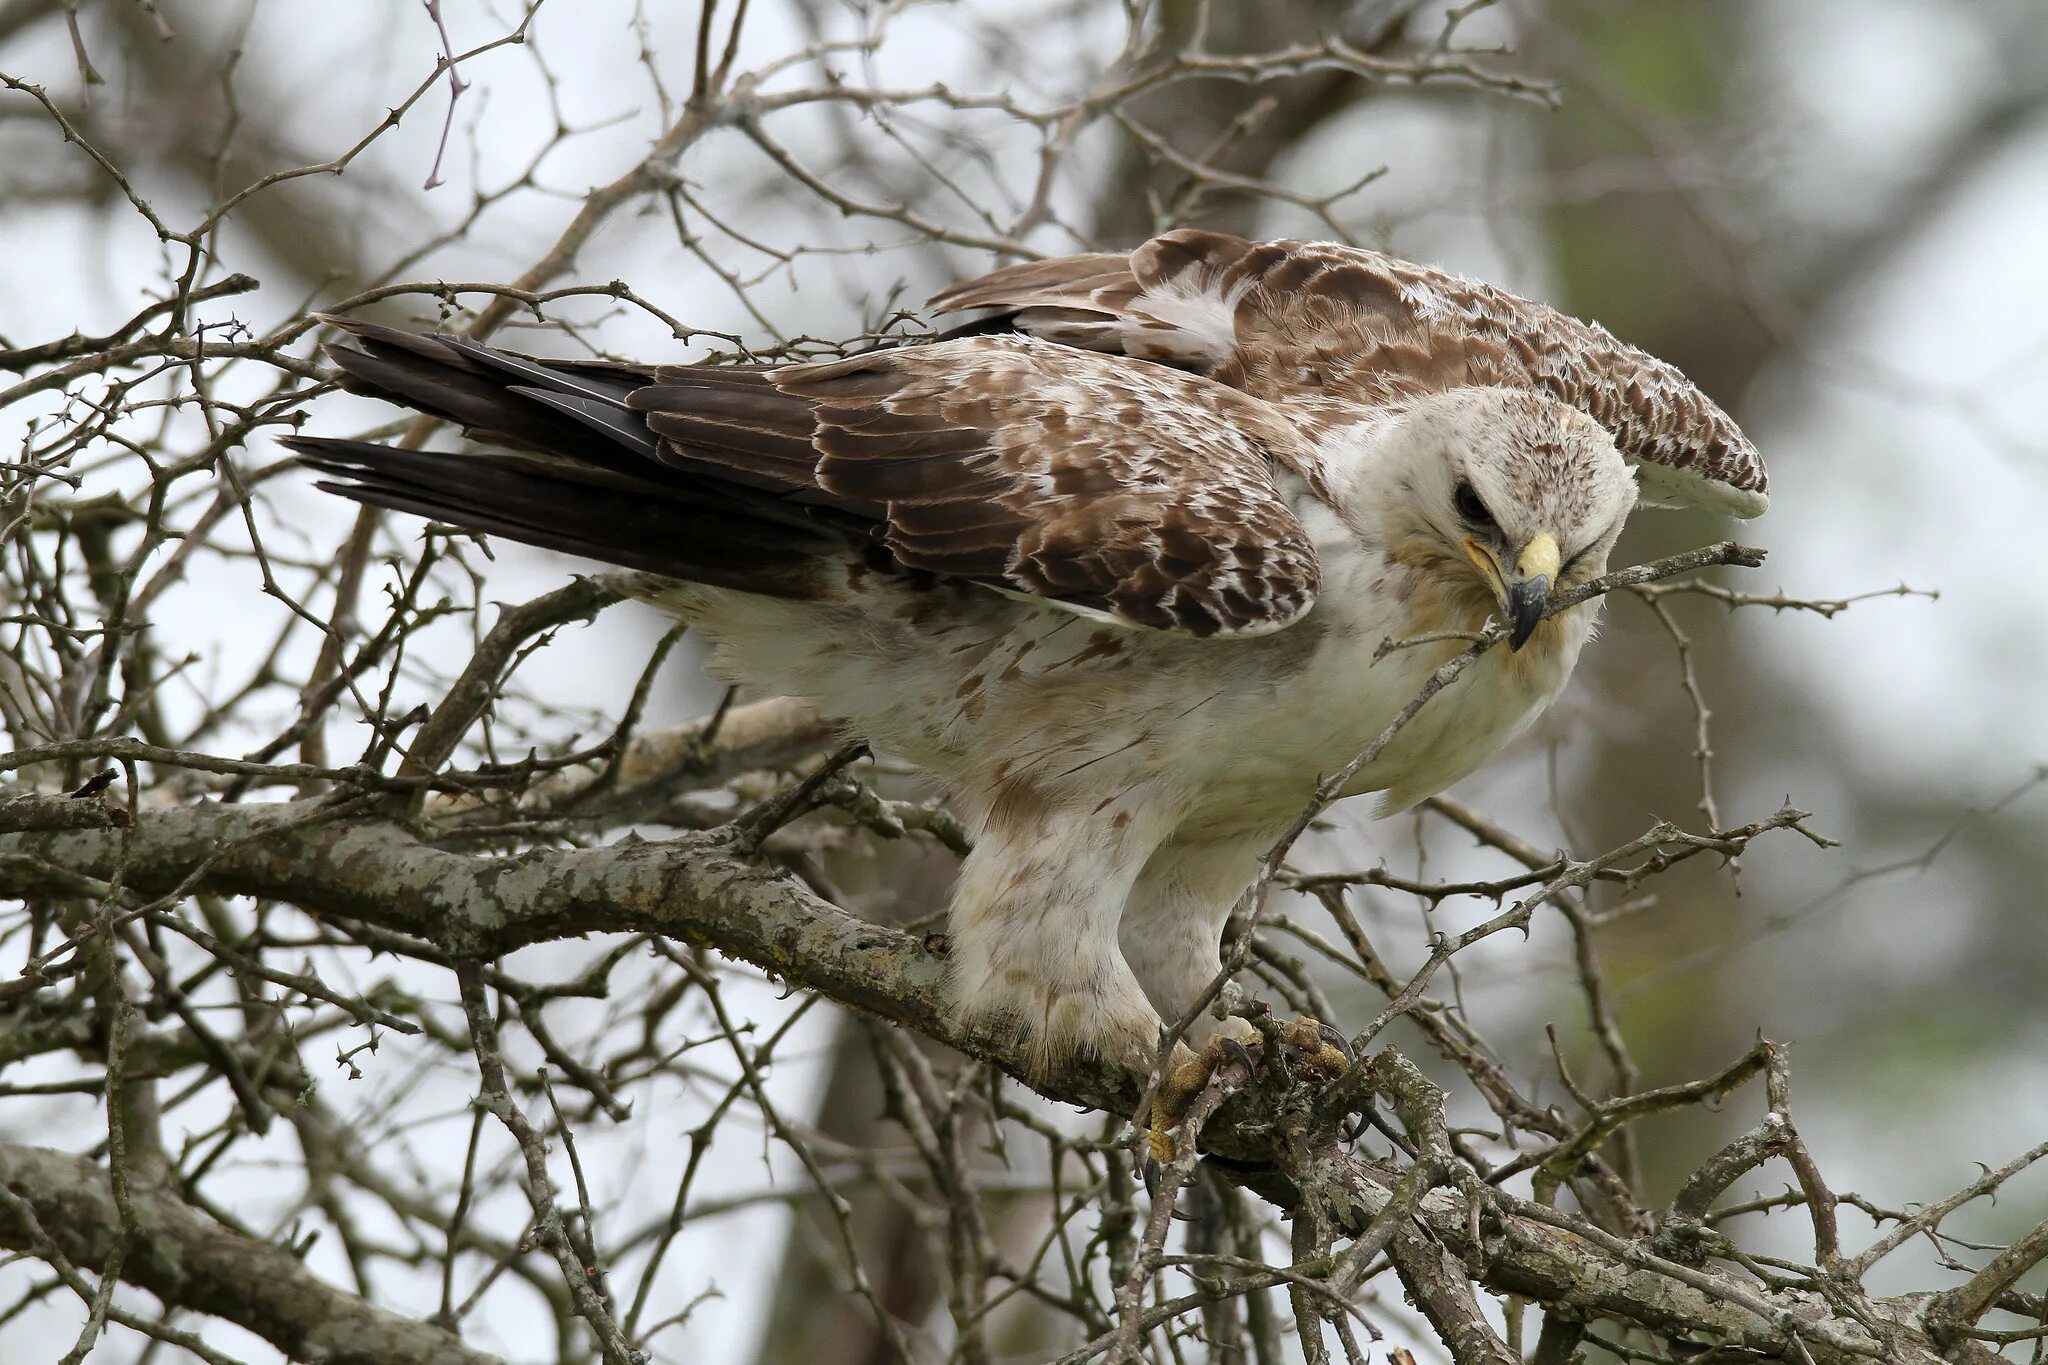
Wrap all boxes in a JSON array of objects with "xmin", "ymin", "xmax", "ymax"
[{"xmin": 1337, "ymin": 387, "xmax": 1639, "ymax": 651}]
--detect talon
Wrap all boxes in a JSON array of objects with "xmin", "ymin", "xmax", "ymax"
[
  {"xmin": 1280, "ymin": 1015, "xmax": 1353, "ymax": 1081},
  {"xmin": 1145, "ymin": 1033, "xmax": 1248, "ymax": 1165},
  {"xmin": 1139, "ymin": 1152, "xmax": 1197, "ymax": 1216},
  {"xmin": 1316, "ymin": 1020, "xmax": 1355, "ymax": 1063},
  {"xmin": 1218, "ymin": 1034, "xmax": 1258, "ymax": 1076},
  {"xmin": 1147, "ymin": 1051, "xmax": 1204, "ymax": 1164}
]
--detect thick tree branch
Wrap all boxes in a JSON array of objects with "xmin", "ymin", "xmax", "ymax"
[
  {"xmin": 1387, "ymin": 1223, "xmax": 1517, "ymax": 1365},
  {"xmin": 0, "ymin": 1144, "xmax": 503, "ymax": 1365},
  {"xmin": 0, "ymin": 790, "xmax": 130, "ymax": 832},
  {"xmin": 0, "ymin": 797, "xmax": 1995, "ymax": 1365}
]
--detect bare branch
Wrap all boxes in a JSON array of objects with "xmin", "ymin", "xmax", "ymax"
[{"xmin": 0, "ymin": 1144, "xmax": 504, "ymax": 1365}]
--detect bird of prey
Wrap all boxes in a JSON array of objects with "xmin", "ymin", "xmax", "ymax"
[{"xmin": 287, "ymin": 230, "xmax": 1766, "ymax": 1118}]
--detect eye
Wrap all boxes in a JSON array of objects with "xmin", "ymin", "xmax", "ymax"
[{"xmin": 1453, "ymin": 481, "xmax": 1495, "ymax": 531}]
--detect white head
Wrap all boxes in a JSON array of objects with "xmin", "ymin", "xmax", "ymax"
[{"xmin": 1326, "ymin": 386, "xmax": 1639, "ymax": 649}]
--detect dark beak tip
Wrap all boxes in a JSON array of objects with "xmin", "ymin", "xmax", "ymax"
[{"xmin": 1505, "ymin": 576, "xmax": 1550, "ymax": 652}]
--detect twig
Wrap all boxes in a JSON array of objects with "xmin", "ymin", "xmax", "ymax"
[{"xmin": 455, "ymin": 963, "xmax": 644, "ymax": 1365}]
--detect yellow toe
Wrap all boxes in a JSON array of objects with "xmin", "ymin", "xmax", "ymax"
[
  {"xmin": 1281, "ymin": 1015, "xmax": 1351, "ymax": 1081},
  {"xmin": 1146, "ymin": 1040, "xmax": 1230, "ymax": 1161}
]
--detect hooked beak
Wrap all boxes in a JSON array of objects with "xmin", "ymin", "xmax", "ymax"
[
  {"xmin": 1464, "ymin": 531, "xmax": 1559, "ymax": 652},
  {"xmin": 1504, "ymin": 531, "xmax": 1559, "ymax": 651}
]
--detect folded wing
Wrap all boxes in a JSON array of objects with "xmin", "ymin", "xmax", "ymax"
[
  {"xmin": 289, "ymin": 320, "xmax": 1321, "ymax": 638},
  {"xmin": 932, "ymin": 229, "xmax": 1768, "ymax": 518}
]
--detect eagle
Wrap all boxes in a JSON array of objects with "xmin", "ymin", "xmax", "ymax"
[{"xmin": 286, "ymin": 230, "xmax": 1766, "ymax": 1127}]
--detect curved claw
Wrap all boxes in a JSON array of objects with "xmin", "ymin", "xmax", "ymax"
[
  {"xmin": 1140, "ymin": 1154, "xmax": 1198, "ymax": 1217},
  {"xmin": 1316, "ymin": 1020, "xmax": 1355, "ymax": 1063},
  {"xmin": 1218, "ymin": 1034, "xmax": 1259, "ymax": 1076},
  {"xmin": 1145, "ymin": 1015, "xmax": 1353, "ymax": 1165},
  {"xmin": 1277, "ymin": 1014, "xmax": 1353, "ymax": 1082}
]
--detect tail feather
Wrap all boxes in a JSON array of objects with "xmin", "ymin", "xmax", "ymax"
[
  {"xmin": 511, "ymin": 386, "xmax": 661, "ymax": 457},
  {"xmin": 287, "ymin": 437, "xmax": 843, "ymax": 596},
  {"xmin": 290, "ymin": 316, "xmax": 869, "ymax": 598}
]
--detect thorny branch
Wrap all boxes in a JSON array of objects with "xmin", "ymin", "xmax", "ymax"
[
  {"xmin": 0, "ymin": 728, "xmax": 2024, "ymax": 1365},
  {"xmin": 0, "ymin": 3, "xmax": 2038, "ymax": 1364}
]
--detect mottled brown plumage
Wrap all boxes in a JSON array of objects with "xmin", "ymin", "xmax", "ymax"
[
  {"xmin": 932, "ymin": 229, "xmax": 1767, "ymax": 517},
  {"xmin": 288, "ymin": 233, "xmax": 1763, "ymax": 1095},
  {"xmin": 298, "ymin": 323, "xmax": 1320, "ymax": 637}
]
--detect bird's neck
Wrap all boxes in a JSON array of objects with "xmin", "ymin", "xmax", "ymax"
[{"xmin": 1295, "ymin": 408, "xmax": 1409, "ymax": 520}]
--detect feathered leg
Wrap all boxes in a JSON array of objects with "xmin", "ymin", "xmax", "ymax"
[
  {"xmin": 1120, "ymin": 829, "xmax": 1349, "ymax": 1160},
  {"xmin": 1118, "ymin": 831, "xmax": 1270, "ymax": 1043},
  {"xmin": 947, "ymin": 792, "xmax": 1179, "ymax": 1082}
]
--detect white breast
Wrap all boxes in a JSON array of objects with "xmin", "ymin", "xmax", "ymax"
[{"xmin": 1169, "ymin": 543, "xmax": 1597, "ymax": 835}]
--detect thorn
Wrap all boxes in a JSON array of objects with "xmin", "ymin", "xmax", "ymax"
[{"xmin": 68, "ymin": 768, "xmax": 118, "ymax": 799}]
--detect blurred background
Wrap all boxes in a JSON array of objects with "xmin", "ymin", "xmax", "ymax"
[{"xmin": 4, "ymin": 1, "xmax": 2047, "ymax": 1360}]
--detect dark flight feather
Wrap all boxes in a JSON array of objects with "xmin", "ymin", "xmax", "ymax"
[{"xmin": 293, "ymin": 314, "xmax": 1323, "ymax": 637}]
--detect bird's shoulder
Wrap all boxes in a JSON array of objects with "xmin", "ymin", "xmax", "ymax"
[{"xmin": 931, "ymin": 230, "xmax": 1768, "ymax": 517}]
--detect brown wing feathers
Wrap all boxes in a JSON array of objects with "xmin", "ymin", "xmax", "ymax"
[
  {"xmin": 291, "ymin": 439, "xmax": 845, "ymax": 595},
  {"xmin": 290, "ymin": 319, "xmax": 1320, "ymax": 637},
  {"xmin": 288, "ymin": 320, "xmax": 860, "ymax": 598},
  {"xmin": 932, "ymin": 230, "xmax": 1770, "ymax": 516},
  {"xmin": 782, "ymin": 346, "xmax": 1318, "ymax": 634}
]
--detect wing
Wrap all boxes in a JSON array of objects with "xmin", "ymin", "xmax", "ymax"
[
  {"xmin": 931, "ymin": 230, "xmax": 1769, "ymax": 518},
  {"xmin": 295, "ymin": 320, "xmax": 1320, "ymax": 638},
  {"xmin": 646, "ymin": 335, "xmax": 1321, "ymax": 636}
]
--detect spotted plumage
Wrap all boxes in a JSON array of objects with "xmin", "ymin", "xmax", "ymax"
[
  {"xmin": 288, "ymin": 231, "xmax": 1765, "ymax": 1085},
  {"xmin": 933, "ymin": 229, "xmax": 1767, "ymax": 516}
]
